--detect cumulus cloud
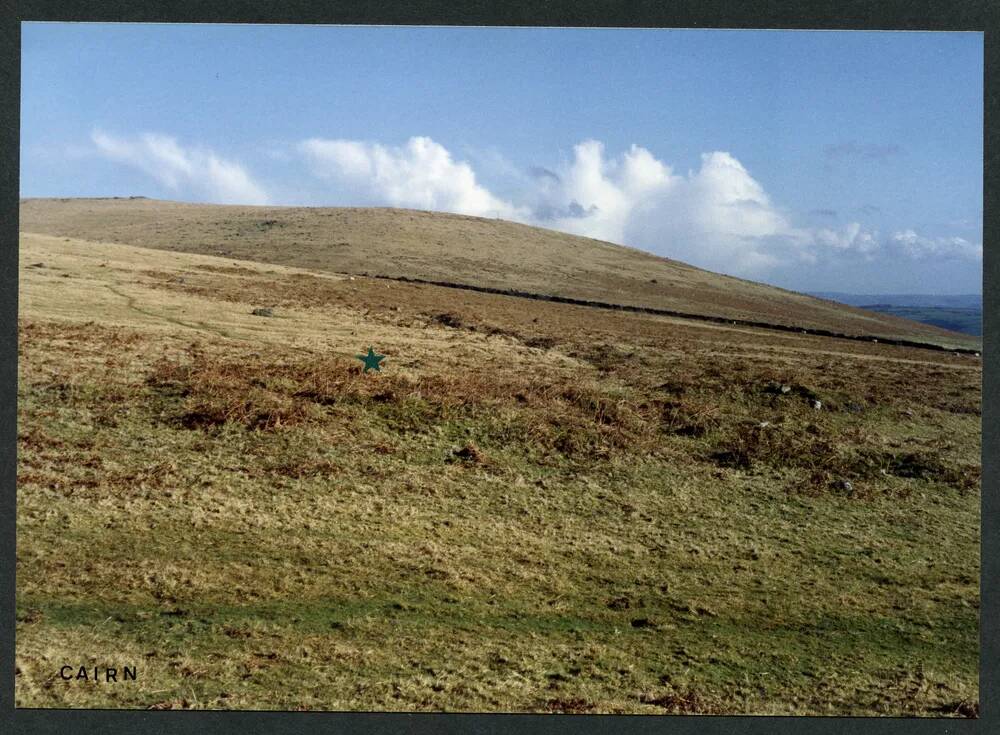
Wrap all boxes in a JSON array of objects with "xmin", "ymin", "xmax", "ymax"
[
  {"xmin": 524, "ymin": 140, "xmax": 675, "ymax": 250},
  {"xmin": 889, "ymin": 230, "xmax": 982, "ymax": 260},
  {"xmin": 293, "ymin": 134, "xmax": 980, "ymax": 279},
  {"xmin": 815, "ymin": 222, "xmax": 880, "ymax": 257},
  {"xmin": 299, "ymin": 136, "xmax": 529, "ymax": 220},
  {"xmin": 528, "ymin": 143, "xmax": 813, "ymax": 274},
  {"xmin": 91, "ymin": 130, "xmax": 269, "ymax": 205}
]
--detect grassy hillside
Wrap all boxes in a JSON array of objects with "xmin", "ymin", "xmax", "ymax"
[
  {"xmin": 16, "ymin": 232, "xmax": 980, "ymax": 714},
  {"xmin": 18, "ymin": 197, "xmax": 979, "ymax": 350}
]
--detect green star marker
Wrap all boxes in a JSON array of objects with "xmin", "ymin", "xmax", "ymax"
[{"xmin": 356, "ymin": 346, "xmax": 386, "ymax": 373}]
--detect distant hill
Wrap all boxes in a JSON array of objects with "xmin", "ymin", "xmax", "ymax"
[
  {"xmin": 858, "ymin": 307, "xmax": 980, "ymax": 337},
  {"xmin": 19, "ymin": 197, "xmax": 979, "ymax": 349},
  {"xmin": 810, "ymin": 293, "xmax": 982, "ymax": 337},
  {"xmin": 810, "ymin": 292, "xmax": 982, "ymax": 310}
]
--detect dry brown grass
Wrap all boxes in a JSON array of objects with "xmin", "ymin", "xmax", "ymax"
[
  {"xmin": 15, "ymin": 232, "xmax": 981, "ymax": 715},
  {"xmin": 135, "ymin": 338, "xmax": 980, "ymax": 501},
  {"xmin": 141, "ymin": 348, "xmax": 663, "ymax": 463},
  {"xmin": 19, "ymin": 197, "xmax": 979, "ymax": 347}
]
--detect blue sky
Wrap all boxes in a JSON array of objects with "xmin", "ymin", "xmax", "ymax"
[{"xmin": 21, "ymin": 23, "xmax": 983, "ymax": 294}]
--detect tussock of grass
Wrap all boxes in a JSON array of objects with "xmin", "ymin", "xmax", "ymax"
[
  {"xmin": 660, "ymin": 397, "xmax": 722, "ymax": 437},
  {"xmin": 706, "ymin": 418, "xmax": 979, "ymax": 496}
]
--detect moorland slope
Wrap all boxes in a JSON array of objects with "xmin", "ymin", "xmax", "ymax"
[
  {"xmin": 19, "ymin": 197, "xmax": 979, "ymax": 350},
  {"xmin": 15, "ymin": 231, "xmax": 981, "ymax": 714}
]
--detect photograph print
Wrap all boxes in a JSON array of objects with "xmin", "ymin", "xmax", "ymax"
[{"xmin": 15, "ymin": 23, "xmax": 982, "ymax": 716}]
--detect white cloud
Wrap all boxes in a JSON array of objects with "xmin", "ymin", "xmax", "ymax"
[
  {"xmin": 541, "ymin": 140, "xmax": 676, "ymax": 244},
  {"xmin": 889, "ymin": 230, "xmax": 982, "ymax": 260},
  {"xmin": 91, "ymin": 131, "xmax": 269, "ymax": 205},
  {"xmin": 815, "ymin": 222, "xmax": 880, "ymax": 257},
  {"xmin": 299, "ymin": 136, "xmax": 529, "ymax": 220},
  {"xmin": 294, "ymin": 134, "xmax": 977, "ymax": 279},
  {"xmin": 540, "ymin": 144, "xmax": 812, "ymax": 275}
]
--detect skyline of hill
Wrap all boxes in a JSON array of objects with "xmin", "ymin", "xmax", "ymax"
[{"xmin": 19, "ymin": 197, "xmax": 980, "ymax": 351}]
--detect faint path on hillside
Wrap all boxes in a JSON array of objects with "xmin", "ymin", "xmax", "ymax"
[
  {"xmin": 105, "ymin": 284, "xmax": 237, "ymax": 340},
  {"xmin": 103, "ymin": 283, "xmax": 355, "ymax": 361}
]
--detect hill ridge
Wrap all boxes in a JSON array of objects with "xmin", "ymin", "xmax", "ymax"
[{"xmin": 18, "ymin": 197, "xmax": 979, "ymax": 350}]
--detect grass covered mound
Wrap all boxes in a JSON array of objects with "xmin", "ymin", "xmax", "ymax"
[{"xmin": 15, "ymin": 234, "xmax": 980, "ymax": 714}]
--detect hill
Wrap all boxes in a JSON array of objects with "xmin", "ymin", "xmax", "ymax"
[
  {"xmin": 811, "ymin": 293, "xmax": 982, "ymax": 337},
  {"xmin": 18, "ymin": 197, "xmax": 979, "ymax": 350},
  {"xmin": 856, "ymin": 306, "xmax": 981, "ymax": 338},
  {"xmin": 15, "ymin": 231, "xmax": 981, "ymax": 714},
  {"xmin": 810, "ymin": 293, "xmax": 982, "ymax": 310}
]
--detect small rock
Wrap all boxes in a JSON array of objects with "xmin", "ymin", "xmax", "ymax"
[
  {"xmin": 781, "ymin": 385, "xmax": 792, "ymax": 394},
  {"xmin": 812, "ymin": 400, "xmax": 822, "ymax": 410},
  {"xmin": 758, "ymin": 421, "xmax": 771, "ymax": 428},
  {"xmin": 251, "ymin": 307, "xmax": 274, "ymax": 317},
  {"xmin": 839, "ymin": 479, "xmax": 854, "ymax": 493},
  {"xmin": 348, "ymin": 276, "xmax": 356, "ymax": 281},
  {"xmin": 903, "ymin": 408, "xmax": 915, "ymax": 417}
]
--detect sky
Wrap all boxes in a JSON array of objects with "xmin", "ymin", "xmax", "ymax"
[{"xmin": 20, "ymin": 23, "xmax": 984, "ymax": 294}]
